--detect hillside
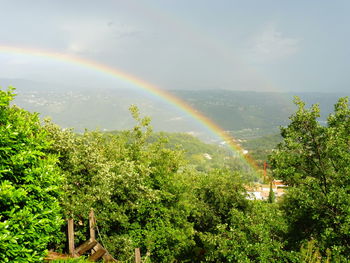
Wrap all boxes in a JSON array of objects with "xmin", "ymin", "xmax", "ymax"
[
  {"xmin": 171, "ymin": 89, "xmax": 349, "ymax": 136},
  {"xmin": 2, "ymin": 87, "xmax": 350, "ymax": 262},
  {"xmin": 241, "ymin": 133, "xmax": 282, "ymax": 165},
  {"xmin": 107, "ymin": 131, "xmax": 261, "ymax": 180},
  {"xmin": 2, "ymin": 78, "xmax": 348, "ymax": 141}
]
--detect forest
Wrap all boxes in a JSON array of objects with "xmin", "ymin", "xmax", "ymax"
[{"xmin": 1, "ymin": 87, "xmax": 350, "ymax": 262}]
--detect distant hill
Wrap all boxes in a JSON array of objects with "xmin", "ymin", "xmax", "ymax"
[
  {"xmin": 171, "ymin": 89, "xmax": 348, "ymax": 135},
  {"xmin": 241, "ymin": 134, "xmax": 283, "ymax": 165},
  {"xmin": 1, "ymin": 78, "xmax": 348, "ymax": 142},
  {"xmin": 1, "ymin": 79, "xmax": 202, "ymax": 136}
]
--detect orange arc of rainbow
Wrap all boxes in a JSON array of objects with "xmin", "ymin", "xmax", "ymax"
[{"xmin": 0, "ymin": 45, "xmax": 260, "ymax": 172}]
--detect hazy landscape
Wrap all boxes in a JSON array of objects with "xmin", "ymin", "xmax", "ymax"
[
  {"xmin": 1, "ymin": 1, "xmax": 350, "ymax": 262},
  {"xmin": 5, "ymin": 78, "xmax": 348, "ymax": 140}
]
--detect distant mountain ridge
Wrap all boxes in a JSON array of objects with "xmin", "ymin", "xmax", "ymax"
[
  {"xmin": 1, "ymin": 78, "xmax": 348, "ymax": 141},
  {"xmin": 171, "ymin": 89, "xmax": 348, "ymax": 131}
]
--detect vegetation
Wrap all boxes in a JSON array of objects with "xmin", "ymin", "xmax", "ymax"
[
  {"xmin": 242, "ymin": 133, "xmax": 282, "ymax": 165},
  {"xmin": 148, "ymin": 131, "xmax": 259, "ymax": 177},
  {"xmin": 0, "ymin": 88, "xmax": 63, "ymax": 262},
  {"xmin": 51, "ymin": 258, "xmax": 91, "ymax": 263},
  {"xmin": 12, "ymin": 83, "xmax": 345, "ymax": 135},
  {"xmin": 1, "ymin": 87, "xmax": 349, "ymax": 262},
  {"xmin": 44, "ymin": 106, "xmax": 196, "ymax": 262},
  {"xmin": 270, "ymin": 97, "xmax": 350, "ymax": 261},
  {"xmin": 173, "ymin": 90, "xmax": 344, "ymax": 132}
]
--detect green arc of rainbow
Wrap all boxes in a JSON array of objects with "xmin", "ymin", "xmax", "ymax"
[{"xmin": 0, "ymin": 45, "xmax": 260, "ymax": 172}]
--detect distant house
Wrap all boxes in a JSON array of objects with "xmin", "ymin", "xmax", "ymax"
[
  {"xmin": 246, "ymin": 180, "xmax": 287, "ymax": 201},
  {"xmin": 272, "ymin": 179, "xmax": 287, "ymax": 198},
  {"xmin": 246, "ymin": 191, "xmax": 263, "ymax": 200}
]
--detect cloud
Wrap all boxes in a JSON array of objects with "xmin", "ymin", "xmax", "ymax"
[
  {"xmin": 251, "ymin": 25, "xmax": 300, "ymax": 61},
  {"xmin": 60, "ymin": 20, "xmax": 140, "ymax": 54},
  {"xmin": 6, "ymin": 58, "xmax": 30, "ymax": 65},
  {"xmin": 169, "ymin": 116, "xmax": 184, "ymax": 121}
]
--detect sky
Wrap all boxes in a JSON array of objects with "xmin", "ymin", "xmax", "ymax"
[{"xmin": 0, "ymin": 0, "xmax": 349, "ymax": 93}]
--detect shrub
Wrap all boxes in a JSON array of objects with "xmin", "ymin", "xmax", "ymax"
[{"xmin": 0, "ymin": 88, "xmax": 63, "ymax": 262}]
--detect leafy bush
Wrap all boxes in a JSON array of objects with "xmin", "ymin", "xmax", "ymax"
[
  {"xmin": 0, "ymin": 88, "xmax": 63, "ymax": 262},
  {"xmin": 270, "ymin": 97, "xmax": 350, "ymax": 260},
  {"xmin": 51, "ymin": 257, "xmax": 91, "ymax": 263},
  {"xmin": 45, "ymin": 106, "xmax": 196, "ymax": 262},
  {"xmin": 44, "ymin": 104, "xmax": 296, "ymax": 262},
  {"xmin": 185, "ymin": 170, "xmax": 293, "ymax": 262}
]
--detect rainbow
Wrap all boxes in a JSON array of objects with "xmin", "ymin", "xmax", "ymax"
[{"xmin": 0, "ymin": 45, "xmax": 260, "ymax": 172}]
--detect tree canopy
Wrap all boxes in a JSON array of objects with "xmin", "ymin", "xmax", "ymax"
[
  {"xmin": 2, "ymin": 87, "xmax": 349, "ymax": 262},
  {"xmin": 0, "ymin": 88, "xmax": 63, "ymax": 262},
  {"xmin": 270, "ymin": 97, "xmax": 350, "ymax": 260}
]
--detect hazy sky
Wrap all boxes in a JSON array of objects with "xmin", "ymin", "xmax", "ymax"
[{"xmin": 0, "ymin": 0, "xmax": 349, "ymax": 92}]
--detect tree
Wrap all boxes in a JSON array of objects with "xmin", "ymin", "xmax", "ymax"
[
  {"xmin": 0, "ymin": 88, "xmax": 63, "ymax": 262},
  {"xmin": 44, "ymin": 106, "xmax": 195, "ymax": 262},
  {"xmin": 44, "ymin": 103, "xmax": 297, "ymax": 262},
  {"xmin": 270, "ymin": 97, "xmax": 350, "ymax": 260},
  {"xmin": 268, "ymin": 182, "xmax": 275, "ymax": 203},
  {"xmin": 197, "ymin": 198, "xmax": 292, "ymax": 262}
]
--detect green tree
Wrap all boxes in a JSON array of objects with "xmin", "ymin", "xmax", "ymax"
[
  {"xmin": 181, "ymin": 169, "xmax": 294, "ymax": 262},
  {"xmin": 0, "ymin": 88, "xmax": 63, "ymax": 262},
  {"xmin": 198, "ymin": 200, "xmax": 292, "ymax": 262},
  {"xmin": 270, "ymin": 97, "xmax": 350, "ymax": 260},
  {"xmin": 45, "ymin": 106, "xmax": 195, "ymax": 262},
  {"xmin": 268, "ymin": 182, "xmax": 276, "ymax": 203}
]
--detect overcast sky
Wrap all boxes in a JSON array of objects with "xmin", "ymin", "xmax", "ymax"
[{"xmin": 0, "ymin": 0, "xmax": 349, "ymax": 93}]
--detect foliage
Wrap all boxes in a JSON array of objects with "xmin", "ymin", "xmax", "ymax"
[
  {"xmin": 268, "ymin": 182, "xmax": 276, "ymax": 203},
  {"xmin": 242, "ymin": 133, "xmax": 282, "ymax": 165},
  {"xmin": 0, "ymin": 88, "xmax": 63, "ymax": 262},
  {"xmin": 45, "ymin": 106, "xmax": 196, "ymax": 262},
  {"xmin": 299, "ymin": 239, "xmax": 332, "ymax": 263},
  {"xmin": 198, "ymin": 201, "xmax": 293, "ymax": 262},
  {"xmin": 270, "ymin": 97, "xmax": 350, "ymax": 260},
  {"xmin": 44, "ymin": 103, "xmax": 290, "ymax": 262},
  {"xmin": 111, "ymin": 130, "xmax": 259, "ymax": 178},
  {"xmin": 7, "ymin": 87, "xmax": 350, "ymax": 261},
  {"xmin": 51, "ymin": 257, "xmax": 91, "ymax": 263},
  {"xmin": 174, "ymin": 169, "xmax": 295, "ymax": 262}
]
